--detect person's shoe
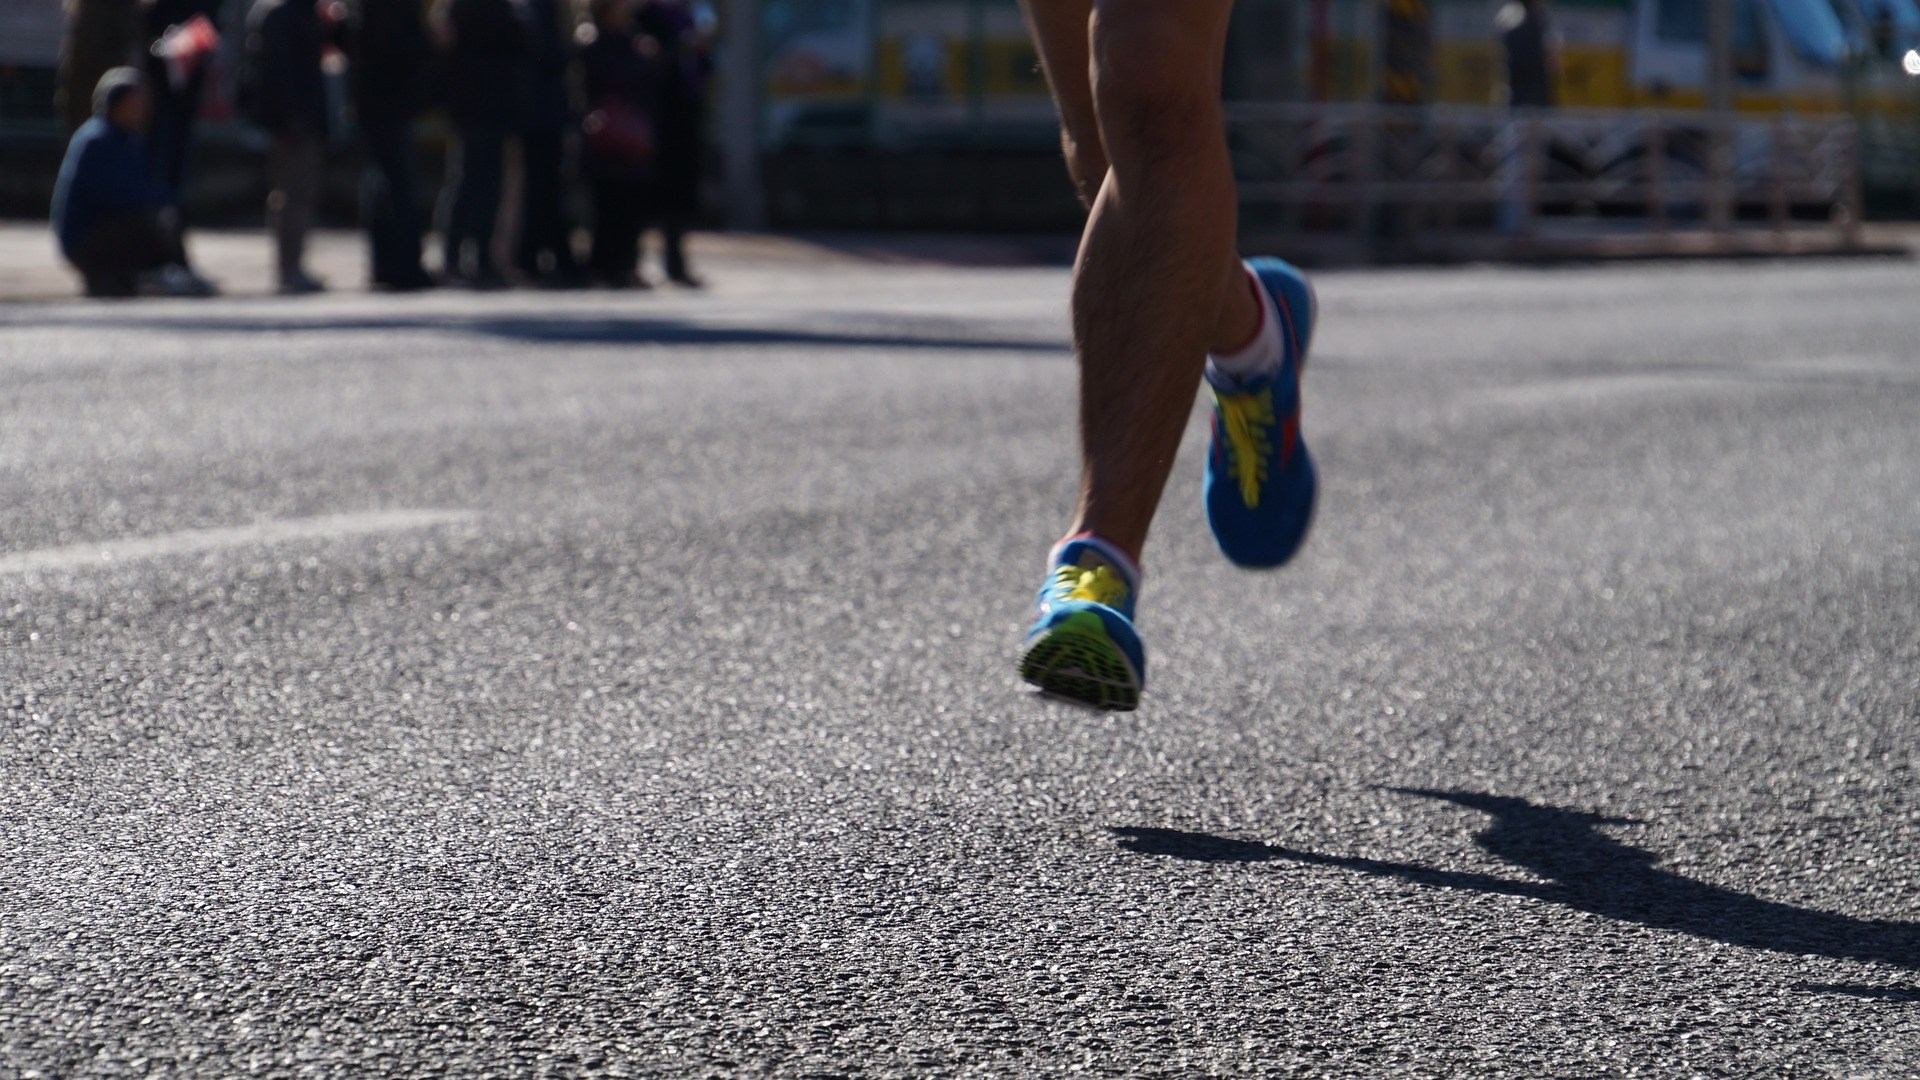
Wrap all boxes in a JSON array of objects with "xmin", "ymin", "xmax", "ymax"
[
  {"xmin": 532, "ymin": 270, "xmax": 591, "ymax": 291},
  {"xmin": 373, "ymin": 267, "xmax": 437, "ymax": 292},
  {"xmin": 1018, "ymin": 537, "xmax": 1145, "ymax": 711},
  {"xmin": 173, "ymin": 265, "xmax": 220, "ymax": 297},
  {"xmin": 1204, "ymin": 257, "xmax": 1318, "ymax": 569},
  {"xmin": 142, "ymin": 264, "xmax": 219, "ymax": 298},
  {"xmin": 85, "ymin": 273, "xmax": 138, "ymax": 299},
  {"xmin": 277, "ymin": 269, "xmax": 327, "ymax": 296},
  {"xmin": 467, "ymin": 268, "xmax": 510, "ymax": 291}
]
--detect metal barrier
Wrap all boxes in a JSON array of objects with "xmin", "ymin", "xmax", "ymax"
[{"xmin": 1227, "ymin": 102, "xmax": 1868, "ymax": 261}]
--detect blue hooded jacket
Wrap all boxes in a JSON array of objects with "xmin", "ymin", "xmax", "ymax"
[{"xmin": 50, "ymin": 117, "xmax": 169, "ymax": 260}]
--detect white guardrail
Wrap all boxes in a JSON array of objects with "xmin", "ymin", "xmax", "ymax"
[{"xmin": 1225, "ymin": 102, "xmax": 1865, "ymax": 259}]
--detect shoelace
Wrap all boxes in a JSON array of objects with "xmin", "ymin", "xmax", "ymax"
[
  {"xmin": 1050, "ymin": 563, "xmax": 1130, "ymax": 609},
  {"xmin": 1215, "ymin": 387, "xmax": 1275, "ymax": 508}
]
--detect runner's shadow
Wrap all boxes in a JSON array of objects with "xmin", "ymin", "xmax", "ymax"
[{"xmin": 1112, "ymin": 788, "xmax": 1920, "ymax": 972}]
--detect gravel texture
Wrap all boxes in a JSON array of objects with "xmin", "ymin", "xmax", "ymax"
[{"xmin": 2, "ymin": 254, "xmax": 1917, "ymax": 1077}]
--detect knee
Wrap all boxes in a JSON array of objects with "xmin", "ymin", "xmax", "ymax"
[{"xmin": 1089, "ymin": 2, "xmax": 1224, "ymax": 164}]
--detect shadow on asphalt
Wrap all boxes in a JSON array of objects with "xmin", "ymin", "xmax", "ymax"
[
  {"xmin": 1111, "ymin": 788, "xmax": 1920, "ymax": 972},
  {"xmin": 7, "ymin": 314, "xmax": 1063, "ymax": 354}
]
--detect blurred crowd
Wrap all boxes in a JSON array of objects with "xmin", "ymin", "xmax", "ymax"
[{"xmin": 52, "ymin": 0, "xmax": 714, "ymax": 298}]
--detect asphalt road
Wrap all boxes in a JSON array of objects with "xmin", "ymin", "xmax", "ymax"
[{"xmin": 2, "ymin": 250, "xmax": 1917, "ymax": 1077}]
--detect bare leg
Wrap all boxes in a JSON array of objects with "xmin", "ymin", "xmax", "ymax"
[
  {"xmin": 1021, "ymin": 0, "xmax": 1260, "ymax": 361},
  {"xmin": 1021, "ymin": 0, "xmax": 1253, "ymax": 563}
]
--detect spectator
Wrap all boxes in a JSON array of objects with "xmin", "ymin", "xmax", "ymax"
[
  {"xmin": 515, "ymin": 0, "xmax": 586, "ymax": 286},
  {"xmin": 1497, "ymin": 0, "xmax": 1560, "ymax": 109},
  {"xmin": 435, "ymin": 0, "xmax": 531, "ymax": 288},
  {"xmin": 635, "ymin": 0, "xmax": 711, "ymax": 287},
  {"xmin": 580, "ymin": 0, "xmax": 655, "ymax": 289},
  {"xmin": 140, "ymin": 0, "xmax": 223, "ymax": 213},
  {"xmin": 58, "ymin": 0, "xmax": 142, "ymax": 132},
  {"xmin": 50, "ymin": 68, "xmax": 216, "ymax": 298},
  {"xmin": 347, "ymin": 0, "xmax": 435, "ymax": 290},
  {"xmin": 244, "ymin": 0, "xmax": 331, "ymax": 294}
]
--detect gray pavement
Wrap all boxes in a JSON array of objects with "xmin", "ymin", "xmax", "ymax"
[{"xmin": 1, "ymin": 244, "xmax": 1917, "ymax": 1077}]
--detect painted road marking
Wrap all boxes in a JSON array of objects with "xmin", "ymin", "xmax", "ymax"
[
  {"xmin": 0, "ymin": 510, "xmax": 475, "ymax": 575},
  {"xmin": 1481, "ymin": 355, "xmax": 1915, "ymax": 412}
]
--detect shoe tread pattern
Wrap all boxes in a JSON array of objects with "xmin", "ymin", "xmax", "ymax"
[{"xmin": 1019, "ymin": 614, "xmax": 1141, "ymax": 711}]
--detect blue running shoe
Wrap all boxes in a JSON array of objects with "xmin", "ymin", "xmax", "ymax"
[
  {"xmin": 1205, "ymin": 257, "xmax": 1318, "ymax": 569},
  {"xmin": 1019, "ymin": 538, "xmax": 1145, "ymax": 711}
]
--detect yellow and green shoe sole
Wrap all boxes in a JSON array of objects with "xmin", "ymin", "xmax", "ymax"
[{"xmin": 1018, "ymin": 611, "xmax": 1142, "ymax": 712}]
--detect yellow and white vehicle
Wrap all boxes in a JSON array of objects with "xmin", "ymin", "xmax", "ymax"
[
  {"xmin": 754, "ymin": 0, "xmax": 1915, "ymax": 203},
  {"xmin": 1413, "ymin": 0, "xmax": 1859, "ymax": 110},
  {"xmin": 1333, "ymin": 0, "xmax": 1920, "ymax": 192}
]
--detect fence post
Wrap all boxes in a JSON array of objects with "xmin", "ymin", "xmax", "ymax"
[
  {"xmin": 1842, "ymin": 119, "xmax": 1865, "ymax": 248},
  {"xmin": 1519, "ymin": 113, "xmax": 1542, "ymax": 242},
  {"xmin": 1647, "ymin": 113, "xmax": 1668, "ymax": 235},
  {"xmin": 1769, "ymin": 115, "xmax": 1789, "ymax": 235},
  {"xmin": 1351, "ymin": 108, "xmax": 1378, "ymax": 262},
  {"xmin": 1707, "ymin": 0, "xmax": 1735, "ymax": 236},
  {"xmin": 1283, "ymin": 107, "xmax": 1308, "ymax": 239}
]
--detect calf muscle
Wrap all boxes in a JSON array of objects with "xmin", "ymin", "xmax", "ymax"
[{"xmin": 1060, "ymin": 0, "xmax": 1239, "ymax": 561}]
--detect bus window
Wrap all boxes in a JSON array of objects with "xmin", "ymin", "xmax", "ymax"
[
  {"xmin": 1767, "ymin": 0, "xmax": 1851, "ymax": 64},
  {"xmin": 1736, "ymin": 0, "xmax": 1771, "ymax": 76},
  {"xmin": 1657, "ymin": 0, "xmax": 1708, "ymax": 43}
]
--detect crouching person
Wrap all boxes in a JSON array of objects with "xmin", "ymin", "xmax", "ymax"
[{"xmin": 51, "ymin": 68, "xmax": 217, "ymax": 298}]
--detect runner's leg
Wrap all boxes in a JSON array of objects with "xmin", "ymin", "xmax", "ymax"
[{"xmin": 1021, "ymin": 0, "xmax": 1260, "ymax": 561}]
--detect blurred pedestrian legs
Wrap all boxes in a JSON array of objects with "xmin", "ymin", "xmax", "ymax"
[
  {"xmin": 588, "ymin": 170, "xmax": 647, "ymax": 286},
  {"xmin": 269, "ymin": 134, "xmax": 324, "ymax": 290},
  {"xmin": 362, "ymin": 116, "xmax": 432, "ymax": 289},
  {"xmin": 348, "ymin": 0, "xmax": 434, "ymax": 290},
  {"xmin": 244, "ymin": 0, "xmax": 331, "ymax": 293},
  {"xmin": 581, "ymin": 0, "xmax": 654, "ymax": 288},
  {"xmin": 435, "ymin": 0, "xmax": 531, "ymax": 287},
  {"xmin": 637, "ymin": 0, "xmax": 711, "ymax": 287},
  {"xmin": 517, "ymin": 127, "xmax": 580, "ymax": 282},
  {"xmin": 515, "ymin": 0, "xmax": 585, "ymax": 285},
  {"xmin": 439, "ymin": 124, "xmax": 509, "ymax": 285}
]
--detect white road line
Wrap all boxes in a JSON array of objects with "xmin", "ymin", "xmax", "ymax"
[
  {"xmin": 1479, "ymin": 373, "xmax": 1742, "ymax": 410},
  {"xmin": 1481, "ymin": 355, "xmax": 1915, "ymax": 411},
  {"xmin": 0, "ymin": 510, "xmax": 476, "ymax": 575}
]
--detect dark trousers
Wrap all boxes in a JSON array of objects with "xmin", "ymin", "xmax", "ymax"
[
  {"xmin": 657, "ymin": 213, "xmax": 689, "ymax": 281},
  {"xmin": 69, "ymin": 212, "xmax": 185, "ymax": 297},
  {"xmin": 146, "ymin": 62, "xmax": 205, "ymax": 208},
  {"xmin": 516, "ymin": 127, "xmax": 578, "ymax": 278},
  {"xmin": 362, "ymin": 114, "xmax": 427, "ymax": 286},
  {"xmin": 268, "ymin": 131, "xmax": 321, "ymax": 281},
  {"xmin": 438, "ymin": 120, "xmax": 507, "ymax": 278},
  {"xmin": 589, "ymin": 172, "xmax": 647, "ymax": 285},
  {"xmin": 653, "ymin": 112, "xmax": 700, "ymax": 280}
]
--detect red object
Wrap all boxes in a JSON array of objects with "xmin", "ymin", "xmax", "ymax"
[
  {"xmin": 152, "ymin": 14, "xmax": 221, "ymax": 90},
  {"xmin": 584, "ymin": 98, "xmax": 656, "ymax": 165}
]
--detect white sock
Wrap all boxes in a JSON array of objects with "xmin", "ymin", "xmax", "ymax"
[{"xmin": 1205, "ymin": 266, "xmax": 1283, "ymax": 383}]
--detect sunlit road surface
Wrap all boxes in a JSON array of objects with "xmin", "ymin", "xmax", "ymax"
[{"xmin": 3, "ymin": 252, "xmax": 1917, "ymax": 1076}]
